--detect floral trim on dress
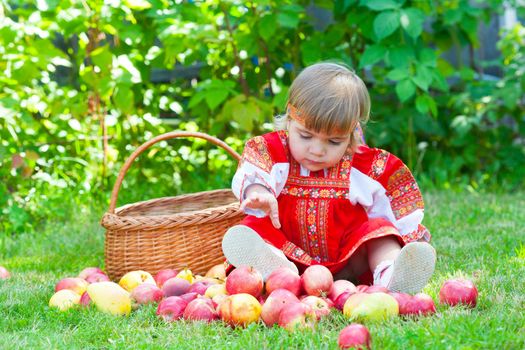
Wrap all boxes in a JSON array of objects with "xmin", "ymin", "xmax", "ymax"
[
  {"xmin": 386, "ymin": 165, "xmax": 424, "ymax": 219},
  {"xmin": 281, "ymin": 186, "xmax": 348, "ymax": 199},
  {"xmin": 241, "ymin": 136, "xmax": 273, "ymax": 173},
  {"xmin": 369, "ymin": 149, "xmax": 389, "ymax": 180},
  {"xmin": 401, "ymin": 224, "xmax": 431, "ymax": 243},
  {"xmin": 282, "ymin": 241, "xmax": 313, "ymax": 265}
]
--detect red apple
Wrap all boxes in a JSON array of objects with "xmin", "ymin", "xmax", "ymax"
[
  {"xmin": 329, "ymin": 280, "xmax": 357, "ymax": 302},
  {"xmin": 261, "ymin": 289, "xmax": 300, "ymax": 326},
  {"xmin": 156, "ymin": 296, "xmax": 188, "ymax": 321},
  {"xmin": 79, "ymin": 291, "xmax": 91, "ymax": 306},
  {"xmin": 301, "ymin": 265, "xmax": 333, "ymax": 297},
  {"xmin": 154, "ymin": 269, "xmax": 179, "ymax": 288},
  {"xmin": 183, "ymin": 297, "xmax": 218, "ymax": 322},
  {"xmin": 218, "ymin": 293, "xmax": 262, "ymax": 327},
  {"xmin": 55, "ymin": 277, "xmax": 89, "ymax": 295},
  {"xmin": 301, "ymin": 295, "xmax": 331, "ymax": 320},
  {"xmin": 391, "ymin": 292, "xmax": 437, "ymax": 316},
  {"xmin": 130, "ymin": 283, "xmax": 164, "ymax": 307},
  {"xmin": 338, "ymin": 323, "xmax": 371, "ymax": 349},
  {"xmin": 278, "ymin": 302, "xmax": 316, "ymax": 331},
  {"xmin": 0, "ymin": 266, "xmax": 11, "ymax": 279},
  {"xmin": 225, "ymin": 266, "xmax": 263, "ymax": 298},
  {"xmin": 413, "ymin": 293, "xmax": 436, "ymax": 315},
  {"xmin": 334, "ymin": 290, "xmax": 354, "ymax": 311},
  {"xmin": 389, "ymin": 292, "xmax": 413, "ymax": 315},
  {"xmin": 365, "ymin": 285, "xmax": 390, "ymax": 294},
  {"xmin": 162, "ymin": 277, "xmax": 191, "ymax": 297},
  {"xmin": 439, "ymin": 278, "xmax": 478, "ymax": 307},
  {"xmin": 78, "ymin": 267, "xmax": 104, "ymax": 280},
  {"xmin": 179, "ymin": 292, "xmax": 200, "ymax": 303},
  {"xmin": 188, "ymin": 281, "xmax": 212, "ymax": 296},
  {"xmin": 85, "ymin": 273, "xmax": 111, "ymax": 284},
  {"xmin": 265, "ymin": 267, "xmax": 302, "ymax": 296}
]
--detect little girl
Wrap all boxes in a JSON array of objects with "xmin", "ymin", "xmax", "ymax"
[{"xmin": 222, "ymin": 62, "xmax": 436, "ymax": 294}]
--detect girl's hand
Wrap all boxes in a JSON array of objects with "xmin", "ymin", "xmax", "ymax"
[{"xmin": 240, "ymin": 187, "xmax": 281, "ymax": 229}]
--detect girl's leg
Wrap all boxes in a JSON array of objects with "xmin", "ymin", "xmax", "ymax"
[
  {"xmin": 333, "ymin": 245, "xmax": 368, "ymax": 283},
  {"xmin": 367, "ymin": 235, "xmax": 436, "ymax": 294},
  {"xmin": 366, "ymin": 236, "xmax": 401, "ymax": 273}
]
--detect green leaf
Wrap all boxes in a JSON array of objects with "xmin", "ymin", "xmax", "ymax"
[
  {"xmin": 91, "ymin": 45, "xmax": 113, "ymax": 70},
  {"xmin": 258, "ymin": 14, "xmax": 278, "ymax": 41},
  {"xmin": 431, "ymin": 70, "xmax": 449, "ymax": 92},
  {"xmin": 412, "ymin": 66, "xmax": 433, "ymax": 91},
  {"xmin": 359, "ymin": 44, "xmax": 386, "ymax": 68},
  {"xmin": 419, "ymin": 48, "xmax": 437, "ymax": 67},
  {"xmin": 301, "ymin": 38, "xmax": 323, "ymax": 66},
  {"xmin": 124, "ymin": 0, "xmax": 152, "ymax": 11},
  {"xmin": 334, "ymin": 0, "xmax": 357, "ymax": 17},
  {"xmin": 443, "ymin": 8, "xmax": 462, "ymax": 25},
  {"xmin": 400, "ymin": 8, "xmax": 425, "ymax": 39},
  {"xmin": 364, "ymin": 0, "xmax": 401, "ymax": 11},
  {"xmin": 277, "ymin": 11, "xmax": 300, "ymax": 29},
  {"xmin": 415, "ymin": 94, "xmax": 429, "ymax": 114},
  {"xmin": 395, "ymin": 79, "xmax": 416, "ymax": 102},
  {"xmin": 373, "ymin": 11, "xmax": 400, "ymax": 40},
  {"xmin": 386, "ymin": 45, "xmax": 414, "ymax": 68},
  {"xmin": 205, "ymin": 89, "xmax": 229, "ymax": 111},
  {"xmin": 113, "ymin": 86, "xmax": 135, "ymax": 114},
  {"xmin": 386, "ymin": 68, "xmax": 409, "ymax": 81}
]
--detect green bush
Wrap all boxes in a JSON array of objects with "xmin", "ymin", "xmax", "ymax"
[{"xmin": 1, "ymin": 0, "xmax": 524, "ymax": 234}]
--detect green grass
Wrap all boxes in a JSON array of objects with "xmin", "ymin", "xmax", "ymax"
[{"xmin": 1, "ymin": 191, "xmax": 524, "ymax": 349}]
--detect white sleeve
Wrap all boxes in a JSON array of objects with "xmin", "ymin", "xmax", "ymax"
[
  {"xmin": 349, "ymin": 168, "xmax": 424, "ymax": 237},
  {"xmin": 232, "ymin": 161, "xmax": 289, "ymax": 217}
]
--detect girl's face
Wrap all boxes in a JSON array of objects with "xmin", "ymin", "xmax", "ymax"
[{"xmin": 287, "ymin": 120, "xmax": 351, "ymax": 171}]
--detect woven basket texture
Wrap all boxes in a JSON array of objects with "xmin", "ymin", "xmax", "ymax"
[{"xmin": 101, "ymin": 131, "xmax": 243, "ymax": 280}]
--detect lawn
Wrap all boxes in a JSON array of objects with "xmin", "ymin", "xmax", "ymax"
[{"xmin": 1, "ymin": 191, "xmax": 524, "ymax": 349}]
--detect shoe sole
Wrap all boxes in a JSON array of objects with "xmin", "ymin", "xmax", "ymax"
[
  {"xmin": 388, "ymin": 242, "xmax": 436, "ymax": 294},
  {"xmin": 222, "ymin": 225, "xmax": 298, "ymax": 279}
]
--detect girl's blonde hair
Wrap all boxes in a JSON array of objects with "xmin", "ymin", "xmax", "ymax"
[{"xmin": 274, "ymin": 62, "xmax": 370, "ymax": 150}]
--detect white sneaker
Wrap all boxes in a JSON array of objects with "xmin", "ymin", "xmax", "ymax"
[
  {"xmin": 222, "ymin": 225, "xmax": 299, "ymax": 279},
  {"xmin": 373, "ymin": 242, "xmax": 436, "ymax": 294}
]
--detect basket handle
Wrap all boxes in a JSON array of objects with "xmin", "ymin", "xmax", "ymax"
[{"xmin": 108, "ymin": 131, "xmax": 241, "ymax": 214}]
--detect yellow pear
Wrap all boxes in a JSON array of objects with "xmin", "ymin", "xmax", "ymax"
[
  {"xmin": 118, "ymin": 270, "xmax": 156, "ymax": 292},
  {"xmin": 49, "ymin": 289, "xmax": 81, "ymax": 311},
  {"xmin": 175, "ymin": 268, "xmax": 194, "ymax": 284},
  {"xmin": 87, "ymin": 281, "xmax": 131, "ymax": 316}
]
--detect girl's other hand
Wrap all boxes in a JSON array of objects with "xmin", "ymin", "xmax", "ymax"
[{"xmin": 240, "ymin": 190, "xmax": 281, "ymax": 229}]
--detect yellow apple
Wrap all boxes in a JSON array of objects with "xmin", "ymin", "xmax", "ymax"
[
  {"xmin": 175, "ymin": 269, "xmax": 194, "ymax": 284},
  {"xmin": 49, "ymin": 289, "xmax": 81, "ymax": 311},
  {"xmin": 343, "ymin": 292, "xmax": 399, "ymax": 322},
  {"xmin": 118, "ymin": 270, "xmax": 156, "ymax": 292},
  {"xmin": 204, "ymin": 283, "xmax": 227, "ymax": 299}
]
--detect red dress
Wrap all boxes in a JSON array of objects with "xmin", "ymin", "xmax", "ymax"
[{"xmin": 231, "ymin": 131, "xmax": 430, "ymax": 277}]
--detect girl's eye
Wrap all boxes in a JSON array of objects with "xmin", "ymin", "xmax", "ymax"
[
  {"xmin": 329, "ymin": 140, "xmax": 342, "ymax": 145},
  {"xmin": 300, "ymin": 134, "xmax": 312, "ymax": 139}
]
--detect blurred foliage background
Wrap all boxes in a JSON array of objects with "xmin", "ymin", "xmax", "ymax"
[{"xmin": 1, "ymin": 0, "xmax": 524, "ymax": 235}]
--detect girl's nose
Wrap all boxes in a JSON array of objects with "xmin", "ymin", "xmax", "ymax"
[{"xmin": 309, "ymin": 141, "xmax": 325, "ymax": 156}]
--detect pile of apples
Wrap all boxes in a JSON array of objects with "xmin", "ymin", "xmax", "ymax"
[{"xmin": 48, "ymin": 264, "xmax": 478, "ymax": 349}]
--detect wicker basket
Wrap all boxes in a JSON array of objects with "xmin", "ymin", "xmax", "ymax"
[{"xmin": 101, "ymin": 131, "xmax": 244, "ymax": 280}]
